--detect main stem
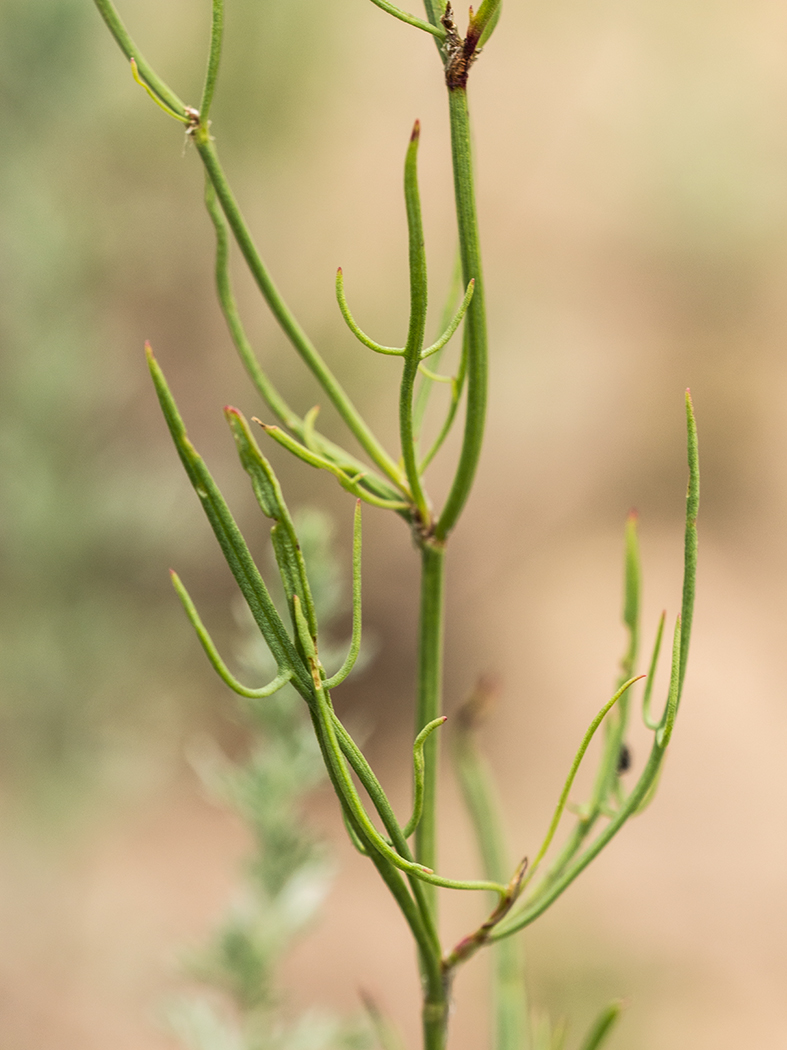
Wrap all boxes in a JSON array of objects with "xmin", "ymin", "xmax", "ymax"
[
  {"xmin": 436, "ymin": 86, "xmax": 487, "ymax": 540},
  {"xmin": 418, "ymin": 66, "xmax": 489, "ymax": 1050},
  {"xmin": 415, "ymin": 540, "xmax": 448, "ymax": 1049}
]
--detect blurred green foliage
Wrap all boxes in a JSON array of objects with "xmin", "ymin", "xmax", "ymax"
[{"xmin": 0, "ymin": 0, "xmax": 337, "ymax": 814}]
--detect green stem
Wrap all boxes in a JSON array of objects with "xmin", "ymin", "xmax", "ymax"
[
  {"xmin": 193, "ymin": 129, "xmax": 408, "ymax": 494},
  {"xmin": 400, "ymin": 122, "xmax": 432, "ymax": 527},
  {"xmin": 92, "ymin": 0, "xmax": 187, "ymax": 117},
  {"xmin": 492, "ymin": 743, "xmax": 665, "ymax": 939},
  {"xmin": 415, "ymin": 542, "xmax": 445, "ymax": 905},
  {"xmin": 199, "ymin": 0, "xmax": 224, "ymax": 121},
  {"xmin": 436, "ymin": 87, "xmax": 488, "ymax": 540}
]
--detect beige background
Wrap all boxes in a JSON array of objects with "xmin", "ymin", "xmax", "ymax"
[{"xmin": 2, "ymin": 0, "xmax": 787, "ymax": 1047}]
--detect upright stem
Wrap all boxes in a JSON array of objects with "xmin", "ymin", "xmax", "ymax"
[
  {"xmin": 436, "ymin": 87, "xmax": 487, "ymax": 540},
  {"xmin": 413, "ymin": 541, "xmax": 448, "ymax": 1049},
  {"xmin": 414, "ymin": 541, "xmax": 446, "ymax": 897}
]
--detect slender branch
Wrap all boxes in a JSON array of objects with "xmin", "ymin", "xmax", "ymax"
[
  {"xmin": 435, "ymin": 86, "xmax": 487, "ymax": 540},
  {"xmin": 414, "ymin": 542, "xmax": 445, "ymax": 910},
  {"xmin": 199, "ymin": 0, "xmax": 224, "ymax": 122},
  {"xmin": 368, "ymin": 0, "xmax": 447, "ymax": 38},
  {"xmin": 257, "ymin": 422, "xmax": 411, "ymax": 512},
  {"xmin": 403, "ymin": 716, "xmax": 447, "ymax": 838},
  {"xmin": 204, "ymin": 181, "xmax": 403, "ymax": 507},
  {"xmin": 420, "ymin": 327, "xmax": 468, "ymax": 473},
  {"xmin": 678, "ymin": 390, "xmax": 699, "ymax": 702},
  {"xmin": 92, "ymin": 0, "xmax": 187, "ymax": 117},
  {"xmin": 193, "ymin": 129, "xmax": 408, "ymax": 493},
  {"xmin": 578, "ymin": 1001, "xmax": 623, "ymax": 1050},
  {"xmin": 325, "ymin": 501, "xmax": 364, "ymax": 689},
  {"xmin": 642, "ymin": 612, "xmax": 666, "ymax": 730},
  {"xmin": 146, "ymin": 345, "xmax": 312, "ymax": 699},
  {"xmin": 336, "ymin": 268, "xmax": 405, "ymax": 356},
  {"xmin": 171, "ymin": 571, "xmax": 293, "ymax": 699},
  {"xmin": 293, "ymin": 597, "xmax": 507, "ymax": 895},
  {"xmin": 413, "ymin": 251, "xmax": 462, "ymax": 440},
  {"xmin": 521, "ymin": 675, "xmax": 643, "ymax": 889},
  {"xmin": 399, "ymin": 121, "xmax": 432, "ymax": 526},
  {"xmin": 421, "ymin": 279, "xmax": 474, "ymax": 359}
]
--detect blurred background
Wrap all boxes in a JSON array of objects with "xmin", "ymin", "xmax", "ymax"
[{"xmin": 3, "ymin": 0, "xmax": 787, "ymax": 1046}]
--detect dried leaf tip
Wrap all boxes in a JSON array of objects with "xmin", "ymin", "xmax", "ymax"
[
  {"xmin": 144, "ymin": 340, "xmax": 155, "ymax": 363},
  {"xmin": 410, "ymin": 119, "xmax": 421, "ymax": 142}
]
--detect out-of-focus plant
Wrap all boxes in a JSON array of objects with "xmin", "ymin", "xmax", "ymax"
[
  {"xmin": 169, "ymin": 512, "xmax": 370, "ymax": 1050},
  {"xmin": 91, "ymin": 1, "xmax": 699, "ymax": 1048}
]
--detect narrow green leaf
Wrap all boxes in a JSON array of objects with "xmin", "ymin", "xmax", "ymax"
[
  {"xmin": 324, "ymin": 501, "xmax": 363, "ymax": 689},
  {"xmin": 93, "ymin": 0, "xmax": 187, "ymax": 117},
  {"xmin": 194, "ymin": 134, "xmax": 407, "ymax": 491},
  {"xmin": 367, "ymin": 0, "xmax": 447, "ymax": 38},
  {"xmin": 471, "ymin": 0, "xmax": 503, "ymax": 47},
  {"xmin": 403, "ymin": 716, "xmax": 447, "ymax": 838},
  {"xmin": 577, "ymin": 1001, "xmax": 623, "ymax": 1050},
  {"xmin": 656, "ymin": 616, "xmax": 681, "ymax": 749},
  {"xmin": 258, "ymin": 421, "xmax": 411, "ymax": 512},
  {"xmin": 335, "ymin": 268, "xmax": 405, "ymax": 356},
  {"xmin": 642, "ymin": 611, "xmax": 666, "ymax": 730},
  {"xmin": 294, "ymin": 600, "xmax": 509, "ymax": 897},
  {"xmin": 620, "ymin": 510, "xmax": 640, "ymax": 684},
  {"xmin": 678, "ymin": 390, "xmax": 699, "ymax": 703},
  {"xmin": 204, "ymin": 181, "xmax": 402, "ymax": 508},
  {"xmin": 199, "ymin": 0, "xmax": 223, "ymax": 122},
  {"xmin": 523, "ymin": 675, "xmax": 644, "ymax": 887},
  {"xmin": 420, "ymin": 279, "xmax": 474, "ymax": 360},
  {"xmin": 145, "ymin": 345, "xmax": 310, "ymax": 698},
  {"xmin": 224, "ymin": 407, "xmax": 318, "ymax": 637},
  {"xmin": 170, "ymin": 571, "xmax": 292, "ymax": 699},
  {"xmin": 399, "ymin": 120, "xmax": 432, "ymax": 525}
]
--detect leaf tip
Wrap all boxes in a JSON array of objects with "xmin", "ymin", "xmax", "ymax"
[{"xmin": 410, "ymin": 119, "xmax": 421, "ymax": 142}]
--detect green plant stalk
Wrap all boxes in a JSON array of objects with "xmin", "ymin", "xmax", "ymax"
[
  {"xmin": 199, "ymin": 0, "xmax": 223, "ymax": 121},
  {"xmin": 400, "ymin": 123, "xmax": 431, "ymax": 526},
  {"xmin": 577, "ymin": 1001, "xmax": 623, "ymax": 1050},
  {"xmin": 205, "ymin": 182, "xmax": 402, "ymax": 508},
  {"xmin": 452, "ymin": 718, "xmax": 529, "ymax": 1050},
  {"xmin": 422, "ymin": 0, "xmax": 447, "ymax": 32},
  {"xmin": 436, "ymin": 86, "xmax": 487, "ymax": 540},
  {"xmin": 193, "ymin": 130, "xmax": 407, "ymax": 494},
  {"xmin": 93, "ymin": 0, "xmax": 187, "ymax": 116},
  {"xmin": 414, "ymin": 543, "xmax": 445, "ymax": 894},
  {"xmin": 415, "ymin": 541, "xmax": 447, "ymax": 1049},
  {"xmin": 92, "ymin": 0, "xmax": 408, "ymax": 501},
  {"xmin": 491, "ymin": 740, "xmax": 665, "ymax": 938},
  {"xmin": 413, "ymin": 251, "xmax": 462, "ymax": 441}
]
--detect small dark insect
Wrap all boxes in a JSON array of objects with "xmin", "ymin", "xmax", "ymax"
[{"xmin": 617, "ymin": 743, "xmax": 632, "ymax": 774}]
